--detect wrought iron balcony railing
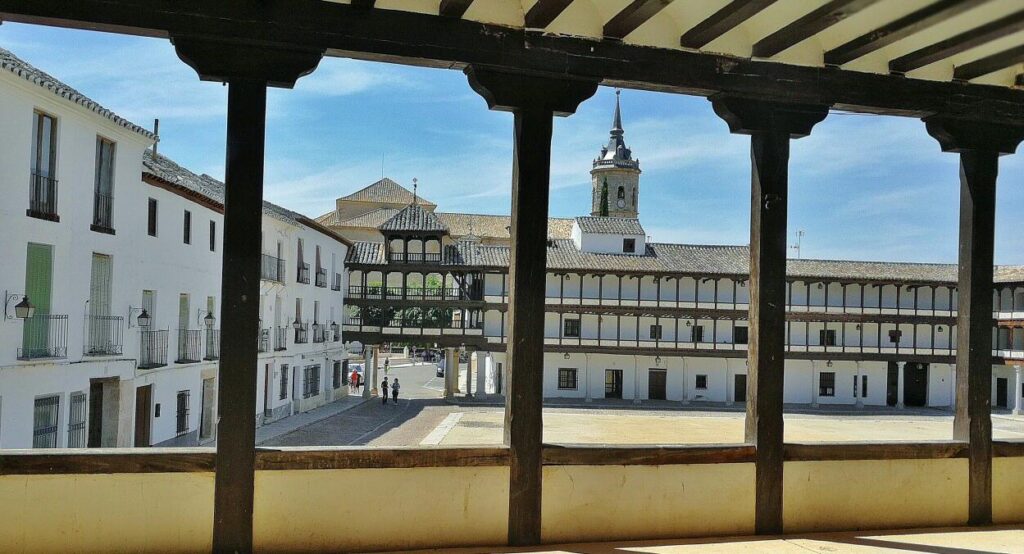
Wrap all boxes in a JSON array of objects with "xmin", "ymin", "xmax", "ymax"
[
  {"xmin": 387, "ymin": 252, "xmax": 443, "ymax": 264},
  {"xmin": 297, "ymin": 262, "xmax": 310, "ymax": 284},
  {"xmin": 91, "ymin": 192, "xmax": 114, "ymax": 232},
  {"xmin": 294, "ymin": 322, "xmax": 309, "ymax": 344},
  {"xmin": 176, "ymin": 329, "xmax": 203, "ymax": 363},
  {"xmin": 346, "ymin": 285, "xmax": 477, "ymax": 301},
  {"xmin": 84, "ymin": 315, "xmax": 124, "ymax": 356},
  {"xmin": 18, "ymin": 314, "xmax": 68, "ymax": 360},
  {"xmin": 261, "ymin": 254, "xmax": 285, "ymax": 282},
  {"xmin": 139, "ymin": 329, "xmax": 168, "ymax": 369},
  {"xmin": 258, "ymin": 328, "xmax": 270, "ymax": 353},
  {"xmin": 28, "ymin": 171, "xmax": 59, "ymax": 221},
  {"xmin": 274, "ymin": 326, "xmax": 288, "ymax": 351},
  {"xmin": 204, "ymin": 329, "xmax": 220, "ymax": 360},
  {"xmin": 315, "ymin": 268, "xmax": 327, "ymax": 288},
  {"xmin": 312, "ymin": 324, "xmax": 326, "ymax": 343}
]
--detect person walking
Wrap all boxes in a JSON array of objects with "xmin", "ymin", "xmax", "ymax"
[
  {"xmin": 381, "ymin": 376, "xmax": 389, "ymax": 405},
  {"xmin": 350, "ymin": 368, "xmax": 359, "ymax": 393},
  {"xmin": 391, "ymin": 378, "xmax": 400, "ymax": 405}
]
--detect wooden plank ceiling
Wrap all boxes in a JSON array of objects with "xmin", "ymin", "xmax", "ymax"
[{"xmin": 349, "ymin": 0, "xmax": 1024, "ymax": 88}]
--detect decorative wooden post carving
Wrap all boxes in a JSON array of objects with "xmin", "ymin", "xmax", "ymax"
[
  {"xmin": 465, "ymin": 66, "xmax": 597, "ymax": 546},
  {"xmin": 710, "ymin": 95, "xmax": 829, "ymax": 535},
  {"xmin": 925, "ymin": 116, "xmax": 1024, "ymax": 526},
  {"xmin": 173, "ymin": 37, "xmax": 323, "ymax": 553}
]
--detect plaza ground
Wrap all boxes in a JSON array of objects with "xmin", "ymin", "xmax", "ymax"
[{"xmin": 262, "ymin": 360, "xmax": 1024, "ymax": 447}]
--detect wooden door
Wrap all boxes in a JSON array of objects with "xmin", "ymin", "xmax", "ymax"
[
  {"xmin": 997, "ymin": 377, "xmax": 1008, "ymax": 409},
  {"xmin": 605, "ymin": 369, "xmax": 623, "ymax": 399},
  {"xmin": 134, "ymin": 385, "xmax": 152, "ymax": 447},
  {"xmin": 734, "ymin": 374, "xmax": 748, "ymax": 403},
  {"xmin": 648, "ymin": 369, "xmax": 667, "ymax": 400},
  {"xmin": 88, "ymin": 380, "xmax": 103, "ymax": 447}
]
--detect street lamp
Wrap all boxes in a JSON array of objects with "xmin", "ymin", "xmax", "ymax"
[{"xmin": 3, "ymin": 291, "xmax": 35, "ymax": 320}]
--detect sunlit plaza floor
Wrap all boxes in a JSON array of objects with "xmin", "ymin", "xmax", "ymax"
[{"xmin": 395, "ymin": 526, "xmax": 1024, "ymax": 553}]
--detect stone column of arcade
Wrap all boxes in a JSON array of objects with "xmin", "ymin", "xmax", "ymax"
[{"xmin": 444, "ymin": 347, "xmax": 456, "ymax": 399}]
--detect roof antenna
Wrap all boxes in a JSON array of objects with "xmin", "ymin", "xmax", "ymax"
[
  {"xmin": 412, "ymin": 178, "xmax": 418, "ymax": 205},
  {"xmin": 790, "ymin": 229, "xmax": 805, "ymax": 259},
  {"xmin": 152, "ymin": 118, "xmax": 160, "ymax": 156}
]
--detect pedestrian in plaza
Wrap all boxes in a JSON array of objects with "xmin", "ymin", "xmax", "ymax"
[
  {"xmin": 391, "ymin": 378, "xmax": 400, "ymax": 405},
  {"xmin": 381, "ymin": 376, "xmax": 389, "ymax": 405},
  {"xmin": 351, "ymin": 369, "xmax": 360, "ymax": 392}
]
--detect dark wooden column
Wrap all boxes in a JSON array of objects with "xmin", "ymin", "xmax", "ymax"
[
  {"xmin": 173, "ymin": 38, "xmax": 322, "ymax": 553},
  {"xmin": 710, "ymin": 96, "xmax": 828, "ymax": 535},
  {"xmin": 466, "ymin": 66, "xmax": 597, "ymax": 546},
  {"xmin": 924, "ymin": 116, "xmax": 1024, "ymax": 525}
]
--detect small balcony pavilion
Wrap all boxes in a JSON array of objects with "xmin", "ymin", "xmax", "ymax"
[{"xmin": 2, "ymin": 1, "xmax": 1024, "ymax": 552}]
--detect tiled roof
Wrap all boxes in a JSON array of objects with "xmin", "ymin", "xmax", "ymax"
[
  {"xmin": 339, "ymin": 178, "xmax": 436, "ymax": 207},
  {"xmin": 435, "ymin": 212, "xmax": 575, "ymax": 240},
  {"xmin": 142, "ymin": 150, "xmax": 333, "ymax": 233},
  {"xmin": 315, "ymin": 210, "xmax": 342, "ymax": 226},
  {"xmin": 341, "ymin": 208, "xmax": 401, "ymax": 228},
  {"xmin": 346, "ymin": 236, "xmax": 1024, "ymax": 284},
  {"xmin": 575, "ymin": 216, "xmax": 645, "ymax": 235},
  {"xmin": 379, "ymin": 204, "xmax": 448, "ymax": 233},
  {"xmin": 1, "ymin": 47, "xmax": 156, "ymax": 140}
]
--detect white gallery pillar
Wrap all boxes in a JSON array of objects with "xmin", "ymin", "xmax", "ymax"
[
  {"xmin": 810, "ymin": 361, "xmax": 818, "ymax": 408},
  {"xmin": 897, "ymin": 361, "xmax": 906, "ymax": 409},
  {"xmin": 477, "ymin": 352, "xmax": 488, "ymax": 395},
  {"xmin": 1014, "ymin": 365, "xmax": 1023, "ymax": 415},
  {"xmin": 362, "ymin": 346, "xmax": 373, "ymax": 399}
]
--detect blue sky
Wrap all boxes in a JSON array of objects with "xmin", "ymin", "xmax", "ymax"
[{"xmin": 3, "ymin": 23, "xmax": 1023, "ymax": 264}]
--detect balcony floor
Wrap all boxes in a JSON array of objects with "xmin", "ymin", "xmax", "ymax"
[{"xmin": 399, "ymin": 525, "xmax": 1024, "ymax": 553}]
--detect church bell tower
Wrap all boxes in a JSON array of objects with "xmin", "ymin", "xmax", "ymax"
[{"xmin": 591, "ymin": 90, "xmax": 641, "ymax": 218}]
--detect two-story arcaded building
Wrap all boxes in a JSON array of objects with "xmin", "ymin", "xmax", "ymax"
[
  {"xmin": 0, "ymin": 47, "xmax": 350, "ymax": 449},
  {"xmin": 333, "ymin": 94, "xmax": 1024, "ymax": 411}
]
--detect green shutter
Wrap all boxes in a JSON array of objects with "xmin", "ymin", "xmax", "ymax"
[{"xmin": 23, "ymin": 243, "xmax": 53, "ymax": 355}]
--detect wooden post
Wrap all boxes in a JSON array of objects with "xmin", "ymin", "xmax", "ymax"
[
  {"xmin": 172, "ymin": 38, "xmax": 322, "ymax": 553},
  {"xmin": 465, "ymin": 66, "xmax": 596, "ymax": 546},
  {"xmin": 710, "ymin": 95, "xmax": 828, "ymax": 535},
  {"xmin": 925, "ymin": 115, "xmax": 1024, "ymax": 526}
]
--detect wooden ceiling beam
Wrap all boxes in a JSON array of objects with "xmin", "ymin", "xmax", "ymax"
[
  {"xmin": 439, "ymin": 0, "xmax": 474, "ymax": 18},
  {"xmin": 524, "ymin": 0, "xmax": 574, "ymax": 29},
  {"xmin": 3, "ymin": 0, "xmax": 1024, "ymax": 125},
  {"xmin": 890, "ymin": 9, "xmax": 1024, "ymax": 74},
  {"xmin": 604, "ymin": 0, "xmax": 674, "ymax": 41},
  {"xmin": 825, "ymin": 0, "xmax": 988, "ymax": 66},
  {"xmin": 753, "ymin": 0, "xmax": 880, "ymax": 58},
  {"xmin": 680, "ymin": 0, "xmax": 778, "ymax": 49},
  {"xmin": 954, "ymin": 44, "xmax": 1024, "ymax": 81}
]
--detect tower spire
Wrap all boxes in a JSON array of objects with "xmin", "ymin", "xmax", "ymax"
[{"xmin": 612, "ymin": 89, "xmax": 623, "ymax": 135}]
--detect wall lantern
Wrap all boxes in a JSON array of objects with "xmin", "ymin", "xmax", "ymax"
[
  {"xmin": 937, "ymin": 326, "xmax": 945, "ymax": 332},
  {"xmin": 855, "ymin": 324, "xmax": 862, "ymax": 330},
  {"xmin": 564, "ymin": 352, "xmax": 571, "ymax": 360},
  {"xmin": 292, "ymin": 318, "xmax": 302, "ymax": 330},
  {"xmin": 655, "ymin": 355, "xmax": 662, "ymax": 366},
  {"xmin": 331, "ymin": 321, "xmax": 340, "ymax": 334},
  {"xmin": 4, "ymin": 291, "xmax": 35, "ymax": 320},
  {"xmin": 826, "ymin": 360, "xmax": 834, "ymax": 368},
  {"xmin": 685, "ymin": 320, "xmax": 692, "ymax": 327},
  {"xmin": 817, "ymin": 283, "xmax": 824, "ymax": 290},
  {"xmin": 128, "ymin": 306, "xmax": 151, "ymax": 328},
  {"xmin": 203, "ymin": 311, "xmax": 216, "ymax": 329}
]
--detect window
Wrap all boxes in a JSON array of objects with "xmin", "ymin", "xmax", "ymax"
[
  {"xmin": 819, "ymin": 372, "xmax": 835, "ymax": 397},
  {"xmin": 176, "ymin": 390, "xmax": 190, "ymax": 435},
  {"xmin": 563, "ymin": 318, "xmax": 580, "ymax": 338},
  {"xmin": 623, "ymin": 238, "xmax": 636, "ymax": 253},
  {"xmin": 819, "ymin": 329, "xmax": 837, "ymax": 346},
  {"xmin": 280, "ymin": 364, "xmax": 289, "ymax": 400},
  {"xmin": 734, "ymin": 326, "xmax": 749, "ymax": 345},
  {"xmin": 333, "ymin": 361, "xmax": 342, "ymax": 390},
  {"xmin": 649, "ymin": 324, "xmax": 662, "ymax": 340},
  {"xmin": 855, "ymin": 375, "xmax": 868, "ymax": 398},
  {"xmin": 29, "ymin": 111, "xmax": 59, "ymax": 220},
  {"xmin": 888, "ymin": 329, "xmax": 903, "ymax": 343},
  {"xmin": 617, "ymin": 186, "xmax": 625, "ymax": 199},
  {"xmin": 33, "ymin": 395, "xmax": 60, "ymax": 448},
  {"xmin": 692, "ymin": 325, "xmax": 704, "ymax": 343},
  {"xmin": 695, "ymin": 375, "xmax": 708, "ymax": 390},
  {"xmin": 303, "ymin": 365, "xmax": 321, "ymax": 398},
  {"xmin": 183, "ymin": 210, "xmax": 191, "ymax": 244},
  {"xmin": 209, "ymin": 221, "xmax": 216, "ymax": 251},
  {"xmin": 558, "ymin": 368, "xmax": 578, "ymax": 390},
  {"xmin": 93, "ymin": 137, "xmax": 115, "ymax": 231},
  {"xmin": 147, "ymin": 198, "xmax": 158, "ymax": 236},
  {"xmin": 68, "ymin": 392, "xmax": 87, "ymax": 448}
]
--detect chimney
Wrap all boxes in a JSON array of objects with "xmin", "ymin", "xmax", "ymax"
[{"xmin": 152, "ymin": 118, "xmax": 160, "ymax": 156}]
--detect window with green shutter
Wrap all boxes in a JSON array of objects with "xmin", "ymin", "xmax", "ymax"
[{"xmin": 23, "ymin": 243, "xmax": 53, "ymax": 357}]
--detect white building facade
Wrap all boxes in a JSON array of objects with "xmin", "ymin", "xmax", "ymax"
[{"xmin": 0, "ymin": 48, "xmax": 350, "ymax": 449}]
